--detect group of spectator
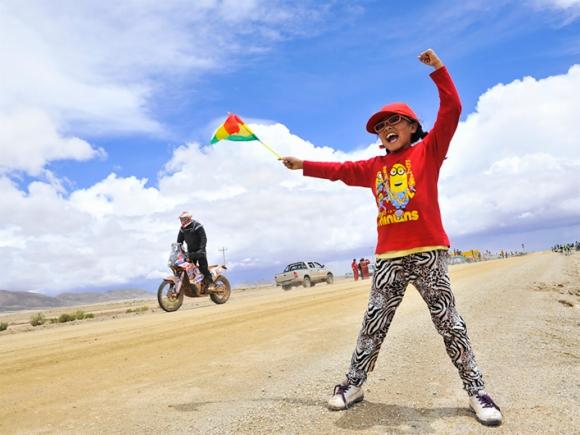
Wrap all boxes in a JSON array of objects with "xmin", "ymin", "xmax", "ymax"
[
  {"xmin": 450, "ymin": 248, "xmax": 527, "ymax": 261},
  {"xmin": 351, "ymin": 258, "xmax": 372, "ymax": 281},
  {"xmin": 498, "ymin": 250, "xmax": 526, "ymax": 258},
  {"xmin": 552, "ymin": 242, "xmax": 579, "ymax": 255},
  {"xmin": 450, "ymin": 248, "xmax": 483, "ymax": 261},
  {"xmin": 342, "ymin": 241, "xmax": 580, "ymax": 282}
]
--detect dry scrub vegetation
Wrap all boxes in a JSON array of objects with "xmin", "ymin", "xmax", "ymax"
[{"xmin": 29, "ymin": 310, "xmax": 95, "ymax": 327}]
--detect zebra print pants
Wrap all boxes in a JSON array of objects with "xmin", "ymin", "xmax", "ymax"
[{"xmin": 346, "ymin": 250, "xmax": 485, "ymax": 396}]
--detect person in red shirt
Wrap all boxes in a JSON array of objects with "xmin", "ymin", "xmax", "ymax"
[
  {"xmin": 360, "ymin": 258, "xmax": 370, "ymax": 279},
  {"xmin": 281, "ymin": 49, "xmax": 502, "ymax": 426},
  {"xmin": 351, "ymin": 259, "xmax": 359, "ymax": 281}
]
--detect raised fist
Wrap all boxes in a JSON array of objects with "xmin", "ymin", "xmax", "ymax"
[{"xmin": 418, "ymin": 49, "xmax": 443, "ymax": 70}]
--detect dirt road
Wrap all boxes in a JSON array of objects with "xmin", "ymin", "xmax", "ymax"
[{"xmin": 1, "ymin": 251, "xmax": 578, "ymax": 434}]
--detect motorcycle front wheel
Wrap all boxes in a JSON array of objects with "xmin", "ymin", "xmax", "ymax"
[
  {"xmin": 210, "ymin": 276, "xmax": 231, "ymax": 304},
  {"xmin": 157, "ymin": 280, "xmax": 184, "ymax": 312}
]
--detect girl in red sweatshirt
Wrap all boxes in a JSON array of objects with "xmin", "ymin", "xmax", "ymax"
[{"xmin": 281, "ymin": 49, "xmax": 502, "ymax": 427}]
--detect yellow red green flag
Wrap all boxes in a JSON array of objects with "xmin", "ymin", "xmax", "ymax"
[
  {"xmin": 210, "ymin": 113, "xmax": 281, "ymax": 158},
  {"xmin": 210, "ymin": 114, "xmax": 258, "ymax": 144}
]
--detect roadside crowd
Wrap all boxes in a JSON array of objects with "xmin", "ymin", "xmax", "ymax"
[
  {"xmin": 351, "ymin": 258, "xmax": 373, "ymax": 281},
  {"xmin": 552, "ymin": 242, "xmax": 579, "ymax": 255}
]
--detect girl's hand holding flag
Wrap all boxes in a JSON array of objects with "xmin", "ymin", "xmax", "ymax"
[{"xmin": 280, "ymin": 156, "xmax": 303, "ymax": 170}]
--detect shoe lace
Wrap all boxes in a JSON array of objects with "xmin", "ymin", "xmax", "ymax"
[
  {"xmin": 333, "ymin": 383, "xmax": 353, "ymax": 409},
  {"xmin": 477, "ymin": 393, "xmax": 501, "ymax": 411}
]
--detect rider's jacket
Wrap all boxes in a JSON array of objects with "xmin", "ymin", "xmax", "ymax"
[{"xmin": 177, "ymin": 220, "xmax": 207, "ymax": 256}]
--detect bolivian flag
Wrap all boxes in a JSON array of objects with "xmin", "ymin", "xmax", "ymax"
[
  {"xmin": 210, "ymin": 114, "xmax": 258, "ymax": 144},
  {"xmin": 210, "ymin": 113, "xmax": 281, "ymax": 158}
]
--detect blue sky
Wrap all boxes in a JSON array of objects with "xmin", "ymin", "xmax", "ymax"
[
  {"xmin": 1, "ymin": 0, "xmax": 580, "ymax": 293},
  {"xmin": 47, "ymin": 0, "xmax": 579, "ymax": 187}
]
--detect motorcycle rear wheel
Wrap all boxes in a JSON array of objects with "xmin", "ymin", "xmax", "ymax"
[
  {"xmin": 210, "ymin": 276, "xmax": 231, "ymax": 304},
  {"xmin": 157, "ymin": 280, "xmax": 184, "ymax": 312}
]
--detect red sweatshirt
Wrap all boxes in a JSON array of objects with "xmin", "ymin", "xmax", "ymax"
[{"xmin": 303, "ymin": 67, "xmax": 461, "ymax": 256}]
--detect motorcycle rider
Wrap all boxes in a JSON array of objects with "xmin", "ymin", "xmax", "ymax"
[{"xmin": 177, "ymin": 211, "xmax": 213, "ymax": 288}]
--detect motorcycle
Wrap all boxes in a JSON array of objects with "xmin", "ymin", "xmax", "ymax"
[{"xmin": 157, "ymin": 243, "xmax": 231, "ymax": 312}]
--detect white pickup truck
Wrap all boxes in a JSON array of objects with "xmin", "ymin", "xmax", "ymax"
[{"xmin": 274, "ymin": 261, "xmax": 334, "ymax": 290}]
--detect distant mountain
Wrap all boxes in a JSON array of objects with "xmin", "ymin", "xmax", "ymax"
[
  {"xmin": 57, "ymin": 289, "xmax": 154, "ymax": 304},
  {"xmin": 0, "ymin": 290, "xmax": 64, "ymax": 311},
  {"xmin": 0, "ymin": 289, "xmax": 154, "ymax": 312}
]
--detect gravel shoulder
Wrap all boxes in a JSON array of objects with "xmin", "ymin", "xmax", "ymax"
[{"xmin": 0, "ymin": 251, "xmax": 578, "ymax": 434}]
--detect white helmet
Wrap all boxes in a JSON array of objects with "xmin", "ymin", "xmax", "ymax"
[{"xmin": 179, "ymin": 211, "xmax": 193, "ymax": 228}]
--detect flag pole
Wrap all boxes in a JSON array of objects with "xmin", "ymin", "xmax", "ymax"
[{"xmin": 257, "ymin": 139, "xmax": 282, "ymax": 159}]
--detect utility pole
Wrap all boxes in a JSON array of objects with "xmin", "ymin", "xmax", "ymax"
[{"xmin": 218, "ymin": 247, "xmax": 228, "ymax": 266}]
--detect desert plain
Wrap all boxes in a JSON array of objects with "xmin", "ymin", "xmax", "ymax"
[{"xmin": 0, "ymin": 251, "xmax": 578, "ymax": 434}]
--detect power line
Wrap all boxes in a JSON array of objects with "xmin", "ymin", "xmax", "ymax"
[{"xmin": 218, "ymin": 247, "xmax": 228, "ymax": 266}]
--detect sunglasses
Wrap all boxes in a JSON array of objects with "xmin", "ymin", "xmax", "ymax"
[{"xmin": 373, "ymin": 114, "xmax": 411, "ymax": 133}]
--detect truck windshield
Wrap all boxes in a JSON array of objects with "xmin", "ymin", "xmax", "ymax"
[{"xmin": 284, "ymin": 263, "xmax": 306, "ymax": 272}]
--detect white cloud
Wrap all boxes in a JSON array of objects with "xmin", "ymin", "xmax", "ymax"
[
  {"xmin": 0, "ymin": 0, "xmax": 331, "ymax": 124},
  {"xmin": 0, "ymin": 108, "xmax": 104, "ymax": 175},
  {"xmin": 0, "ymin": 0, "xmax": 370, "ymax": 292},
  {"xmin": 0, "ymin": 0, "xmax": 330, "ymax": 175},
  {"xmin": 159, "ymin": 123, "xmax": 378, "ymax": 260},
  {"xmin": 1, "ymin": 63, "xmax": 580, "ymax": 293},
  {"xmin": 528, "ymin": 0, "xmax": 580, "ymax": 21},
  {"xmin": 534, "ymin": 0, "xmax": 580, "ymax": 9},
  {"xmin": 0, "ymin": 125, "xmax": 378, "ymax": 293},
  {"xmin": 0, "ymin": 2, "xmax": 162, "ymax": 136},
  {"xmin": 69, "ymin": 174, "xmax": 173, "ymax": 218},
  {"xmin": 442, "ymin": 65, "xmax": 580, "ymax": 238},
  {"xmin": 445, "ymin": 64, "xmax": 580, "ymax": 178}
]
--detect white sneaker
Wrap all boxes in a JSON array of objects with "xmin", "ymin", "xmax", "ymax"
[
  {"xmin": 469, "ymin": 391, "xmax": 503, "ymax": 426},
  {"xmin": 327, "ymin": 382, "xmax": 364, "ymax": 410}
]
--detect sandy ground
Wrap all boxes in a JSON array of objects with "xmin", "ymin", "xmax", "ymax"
[{"xmin": 0, "ymin": 251, "xmax": 578, "ymax": 434}]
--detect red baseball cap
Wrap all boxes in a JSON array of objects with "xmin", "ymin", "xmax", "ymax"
[{"xmin": 366, "ymin": 102, "xmax": 419, "ymax": 134}]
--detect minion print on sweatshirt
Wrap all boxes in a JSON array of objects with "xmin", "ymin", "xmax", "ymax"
[{"xmin": 375, "ymin": 159, "xmax": 418, "ymax": 226}]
